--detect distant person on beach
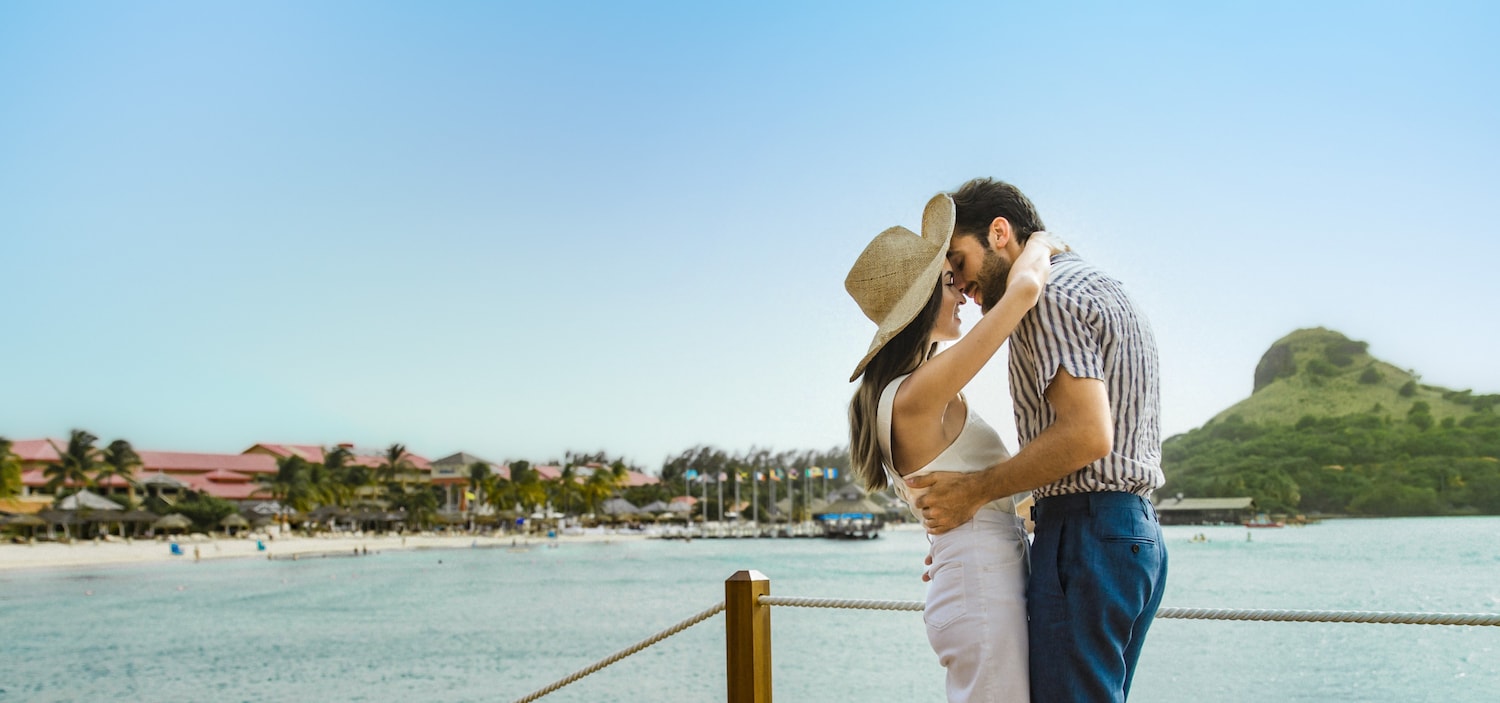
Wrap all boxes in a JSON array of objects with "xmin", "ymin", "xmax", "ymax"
[
  {"xmin": 907, "ymin": 177, "xmax": 1168, "ymax": 702},
  {"xmin": 846, "ymin": 192, "xmax": 1057, "ymax": 702}
]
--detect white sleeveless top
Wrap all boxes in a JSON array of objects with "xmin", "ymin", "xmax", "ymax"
[{"xmin": 877, "ymin": 374, "xmax": 1024, "ymax": 522}]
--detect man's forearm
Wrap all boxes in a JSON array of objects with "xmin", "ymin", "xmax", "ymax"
[{"xmin": 978, "ymin": 420, "xmax": 1111, "ymax": 499}]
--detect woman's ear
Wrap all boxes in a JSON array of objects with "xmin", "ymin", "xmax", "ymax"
[{"xmin": 988, "ymin": 217, "xmax": 1012, "ymax": 250}]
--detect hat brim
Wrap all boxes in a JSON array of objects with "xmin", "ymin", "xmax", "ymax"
[{"xmin": 848, "ymin": 194, "xmax": 955, "ymax": 382}]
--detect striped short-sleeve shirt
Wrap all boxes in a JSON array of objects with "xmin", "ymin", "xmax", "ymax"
[{"xmin": 1008, "ymin": 252, "xmax": 1163, "ymax": 499}]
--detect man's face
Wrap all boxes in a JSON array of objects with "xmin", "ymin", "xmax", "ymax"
[{"xmin": 946, "ymin": 234, "xmax": 1012, "ymax": 313}]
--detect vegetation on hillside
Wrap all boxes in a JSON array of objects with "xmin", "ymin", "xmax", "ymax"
[{"xmin": 1164, "ymin": 328, "xmax": 1500, "ymax": 516}]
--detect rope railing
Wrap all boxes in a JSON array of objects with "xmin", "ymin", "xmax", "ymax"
[
  {"xmin": 759, "ymin": 595, "xmax": 922, "ymax": 612},
  {"xmin": 760, "ymin": 595, "xmax": 1500, "ymax": 627},
  {"xmin": 509, "ymin": 601, "xmax": 726, "ymax": 703},
  {"xmin": 1155, "ymin": 607, "xmax": 1500, "ymax": 627},
  {"xmin": 512, "ymin": 575, "xmax": 1500, "ymax": 703}
]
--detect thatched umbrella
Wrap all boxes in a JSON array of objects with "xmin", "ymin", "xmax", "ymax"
[
  {"xmin": 599, "ymin": 498, "xmax": 640, "ymax": 516},
  {"xmin": 638, "ymin": 500, "xmax": 671, "ymax": 515},
  {"xmin": 220, "ymin": 513, "xmax": 250, "ymax": 536},
  {"xmin": 56, "ymin": 489, "xmax": 122, "ymax": 511},
  {"xmin": 116, "ymin": 510, "xmax": 159, "ymax": 538},
  {"xmin": 1, "ymin": 513, "xmax": 46, "ymax": 540},
  {"xmin": 152, "ymin": 513, "xmax": 193, "ymax": 534},
  {"xmin": 38, "ymin": 509, "xmax": 80, "ymax": 540},
  {"xmin": 308, "ymin": 505, "xmax": 347, "ymax": 523}
]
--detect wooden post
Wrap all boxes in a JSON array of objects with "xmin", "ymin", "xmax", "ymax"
[{"xmin": 725, "ymin": 569, "xmax": 772, "ymax": 703}]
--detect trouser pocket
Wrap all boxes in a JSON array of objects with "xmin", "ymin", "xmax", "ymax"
[{"xmin": 924, "ymin": 560, "xmax": 966, "ymax": 630}]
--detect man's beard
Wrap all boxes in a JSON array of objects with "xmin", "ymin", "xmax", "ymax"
[{"xmin": 976, "ymin": 249, "xmax": 1012, "ymax": 314}]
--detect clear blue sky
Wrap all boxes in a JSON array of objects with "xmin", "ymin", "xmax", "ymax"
[{"xmin": 3, "ymin": 1, "xmax": 1497, "ymax": 470}]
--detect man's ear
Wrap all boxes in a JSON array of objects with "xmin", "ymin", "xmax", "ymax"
[{"xmin": 987, "ymin": 217, "xmax": 1013, "ymax": 250}]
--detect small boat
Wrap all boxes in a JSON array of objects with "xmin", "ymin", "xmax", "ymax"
[{"xmin": 1243, "ymin": 519, "xmax": 1285, "ymax": 528}]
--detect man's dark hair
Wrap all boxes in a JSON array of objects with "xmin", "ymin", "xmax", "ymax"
[{"xmin": 949, "ymin": 177, "xmax": 1046, "ymax": 248}]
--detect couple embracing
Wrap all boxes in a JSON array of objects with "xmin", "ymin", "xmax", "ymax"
[{"xmin": 845, "ymin": 178, "xmax": 1168, "ymax": 703}]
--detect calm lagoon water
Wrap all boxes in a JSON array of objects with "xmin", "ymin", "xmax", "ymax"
[{"xmin": 2, "ymin": 517, "xmax": 1498, "ymax": 702}]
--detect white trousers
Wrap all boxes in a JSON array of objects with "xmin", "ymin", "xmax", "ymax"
[{"xmin": 924, "ymin": 509, "xmax": 1030, "ymax": 703}]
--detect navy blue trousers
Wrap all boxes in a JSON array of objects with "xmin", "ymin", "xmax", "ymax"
[{"xmin": 1027, "ymin": 492, "xmax": 1168, "ymax": 702}]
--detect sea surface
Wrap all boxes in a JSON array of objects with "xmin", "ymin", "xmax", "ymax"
[{"xmin": 2, "ymin": 517, "xmax": 1498, "ymax": 702}]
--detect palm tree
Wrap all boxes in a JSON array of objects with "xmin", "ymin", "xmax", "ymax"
[
  {"xmin": 375, "ymin": 443, "xmax": 415, "ymax": 502},
  {"xmin": 304, "ymin": 459, "xmax": 336, "ymax": 509},
  {"xmin": 259, "ymin": 454, "xmax": 315, "ymax": 512},
  {"xmin": 581, "ymin": 469, "xmax": 618, "ymax": 517},
  {"xmin": 96, "ymin": 439, "xmax": 143, "ymax": 508},
  {"xmin": 555, "ymin": 464, "xmax": 577, "ymax": 515},
  {"xmin": 45, "ymin": 430, "xmax": 103, "ymax": 539},
  {"xmin": 0, "ymin": 437, "xmax": 22, "ymax": 499},
  {"xmin": 389, "ymin": 484, "xmax": 439, "ymax": 531},
  {"xmin": 466, "ymin": 461, "xmax": 488, "ymax": 502},
  {"xmin": 45, "ymin": 429, "xmax": 101, "ymax": 502},
  {"xmin": 466, "ymin": 461, "xmax": 489, "ymax": 525},
  {"xmin": 481, "ymin": 472, "xmax": 513, "ymax": 514},
  {"xmin": 510, "ymin": 462, "xmax": 547, "ymax": 515},
  {"xmin": 610, "ymin": 459, "xmax": 630, "ymax": 487}
]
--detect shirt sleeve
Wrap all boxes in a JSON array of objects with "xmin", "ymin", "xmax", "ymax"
[{"xmin": 1029, "ymin": 285, "xmax": 1105, "ymax": 392}]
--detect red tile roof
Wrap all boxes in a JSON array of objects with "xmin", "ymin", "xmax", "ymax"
[
  {"xmin": 245, "ymin": 443, "xmax": 432, "ymax": 470},
  {"xmin": 10, "ymin": 439, "xmax": 62, "ymax": 462},
  {"xmin": 201, "ymin": 469, "xmax": 253, "ymax": 483},
  {"xmin": 487, "ymin": 464, "xmax": 658, "ymax": 485},
  {"xmin": 138, "ymin": 451, "xmax": 277, "ymax": 474},
  {"xmin": 176, "ymin": 473, "xmax": 269, "ymax": 500},
  {"xmin": 622, "ymin": 470, "xmax": 660, "ymax": 487},
  {"xmin": 244, "ymin": 443, "xmax": 328, "ymax": 462}
]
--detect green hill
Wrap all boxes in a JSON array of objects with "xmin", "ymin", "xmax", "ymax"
[
  {"xmin": 1161, "ymin": 328, "xmax": 1500, "ymax": 517},
  {"xmin": 1209, "ymin": 327, "xmax": 1491, "ymax": 426}
]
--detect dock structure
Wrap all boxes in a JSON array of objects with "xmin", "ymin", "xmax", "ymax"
[{"xmin": 1154, "ymin": 495, "xmax": 1255, "ymax": 525}]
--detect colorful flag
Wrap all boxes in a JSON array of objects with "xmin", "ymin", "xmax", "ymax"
[
  {"xmin": 718, "ymin": 472, "xmax": 728, "ymax": 482},
  {"xmin": 755, "ymin": 471, "xmax": 764, "ymax": 481},
  {"xmin": 464, "ymin": 490, "xmax": 476, "ymax": 501},
  {"xmin": 828, "ymin": 468, "xmax": 839, "ymax": 479},
  {"xmin": 685, "ymin": 469, "xmax": 699, "ymax": 480},
  {"xmin": 808, "ymin": 467, "xmax": 823, "ymax": 478}
]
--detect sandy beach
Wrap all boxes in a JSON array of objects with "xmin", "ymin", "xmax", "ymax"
[{"xmin": 0, "ymin": 529, "xmax": 647, "ymax": 573}]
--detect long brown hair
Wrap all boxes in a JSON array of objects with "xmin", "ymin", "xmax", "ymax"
[{"xmin": 848, "ymin": 278, "xmax": 945, "ymax": 490}]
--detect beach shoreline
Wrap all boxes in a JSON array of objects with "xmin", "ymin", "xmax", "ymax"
[{"xmin": 0, "ymin": 530, "xmax": 647, "ymax": 573}]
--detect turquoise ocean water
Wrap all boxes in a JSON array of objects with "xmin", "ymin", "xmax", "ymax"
[{"xmin": 2, "ymin": 517, "xmax": 1498, "ymax": 702}]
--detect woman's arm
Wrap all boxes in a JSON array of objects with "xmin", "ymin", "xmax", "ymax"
[{"xmin": 898, "ymin": 235, "xmax": 1057, "ymax": 413}]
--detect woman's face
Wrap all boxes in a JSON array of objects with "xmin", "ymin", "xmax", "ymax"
[{"xmin": 931, "ymin": 261, "xmax": 964, "ymax": 343}]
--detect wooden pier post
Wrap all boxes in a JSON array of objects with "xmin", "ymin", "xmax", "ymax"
[{"xmin": 725, "ymin": 570, "xmax": 772, "ymax": 703}]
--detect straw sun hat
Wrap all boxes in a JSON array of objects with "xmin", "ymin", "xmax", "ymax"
[{"xmin": 845, "ymin": 193, "xmax": 955, "ymax": 382}]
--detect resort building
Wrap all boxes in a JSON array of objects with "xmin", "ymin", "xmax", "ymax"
[
  {"xmin": 245, "ymin": 443, "xmax": 433, "ymax": 485},
  {"xmin": 11, "ymin": 439, "xmax": 434, "ymax": 506},
  {"xmin": 15, "ymin": 439, "xmax": 277, "ymax": 503},
  {"xmin": 1153, "ymin": 495, "xmax": 1256, "ymax": 525},
  {"xmin": 429, "ymin": 452, "xmax": 499, "ymax": 512}
]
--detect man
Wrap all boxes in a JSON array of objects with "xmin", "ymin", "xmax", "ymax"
[{"xmin": 907, "ymin": 177, "xmax": 1168, "ymax": 702}]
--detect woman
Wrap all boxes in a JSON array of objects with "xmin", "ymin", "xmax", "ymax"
[{"xmin": 845, "ymin": 193, "xmax": 1056, "ymax": 703}]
